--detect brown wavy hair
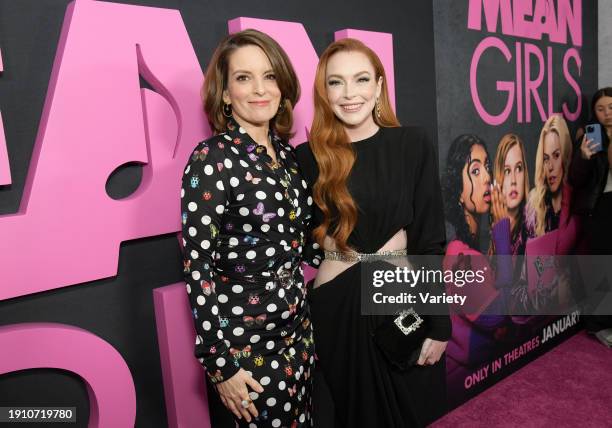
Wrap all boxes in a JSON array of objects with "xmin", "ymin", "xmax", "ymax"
[
  {"xmin": 310, "ymin": 39, "xmax": 400, "ymax": 251},
  {"xmin": 202, "ymin": 29, "xmax": 299, "ymax": 141}
]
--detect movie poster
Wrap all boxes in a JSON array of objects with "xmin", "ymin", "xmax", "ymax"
[{"xmin": 433, "ymin": 0, "xmax": 597, "ymax": 408}]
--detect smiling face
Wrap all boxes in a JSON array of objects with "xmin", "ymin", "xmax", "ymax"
[
  {"xmin": 460, "ymin": 144, "xmax": 491, "ymax": 215},
  {"xmin": 543, "ymin": 132, "xmax": 563, "ymax": 194},
  {"xmin": 594, "ymin": 95, "xmax": 612, "ymax": 130},
  {"xmin": 325, "ymin": 50, "xmax": 382, "ymax": 138},
  {"xmin": 502, "ymin": 144, "xmax": 526, "ymax": 211},
  {"xmin": 222, "ymin": 45, "xmax": 281, "ymax": 130}
]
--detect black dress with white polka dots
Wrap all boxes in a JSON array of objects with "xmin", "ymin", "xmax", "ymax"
[{"xmin": 181, "ymin": 118, "xmax": 321, "ymax": 427}]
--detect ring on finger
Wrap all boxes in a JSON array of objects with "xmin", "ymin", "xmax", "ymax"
[{"xmin": 241, "ymin": 399, "xmax": 252, "ymax": 409}]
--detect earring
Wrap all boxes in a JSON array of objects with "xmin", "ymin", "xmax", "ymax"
[
  {"xmin": 222, "ymin": 103, "xmax": 232, "ymax": 118},
  {"xmin": 277, "ymin": 98, "xmax": 286, "ymax": 114},
  {"xmin": 376, "ymin": 97, "xmax": 381, "ymax": 119}
]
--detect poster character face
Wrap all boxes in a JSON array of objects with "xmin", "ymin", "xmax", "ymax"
[
  {"xmin": 222, "ymin": 45, "xmax": 282, "ymax": 130},
  {"xmin": 502, "ymin": 144, "xmax": 526, "ymax": 210},
  {"xmin": 543, "ymin": 132, "xmax": 563, "ymax": 194},
  {"xmin": 325, "ymin": 50, "xmax": 382, "ymax": 134},
  {"xmin": 460, "ymin": 144, "xmax": 491, "ymax": 215}
]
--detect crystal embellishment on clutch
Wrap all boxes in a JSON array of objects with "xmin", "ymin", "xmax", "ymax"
[{"xmin": 394, "ymin": 308, "xmax": 423, "ymax": 335}]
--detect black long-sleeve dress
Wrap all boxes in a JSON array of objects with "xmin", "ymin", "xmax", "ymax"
[
  {"xmin": 569, "ymin": 130, "xmax": 612, "ymax": 331},
  {"xmin": 295, "ymin": 126, "xmax": 452, "ymax": 427},
  {"xmin": 181, "ymin": 118, "xmax": 322, "ymax": 427}
]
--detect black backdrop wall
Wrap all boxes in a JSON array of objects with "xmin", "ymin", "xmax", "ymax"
[{"xmin": 0, "ymin": 1, "xmax": 438, "ymax": 427}]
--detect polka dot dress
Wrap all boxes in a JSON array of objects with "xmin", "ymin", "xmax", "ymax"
[{"xmin": 181, "ymin": 118, "xmax": 322, "ymax": 427}]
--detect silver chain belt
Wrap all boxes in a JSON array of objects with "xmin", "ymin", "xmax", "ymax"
[{"xmin": 324, "ymin": 249, "xmax": 408, "ymax": 262}]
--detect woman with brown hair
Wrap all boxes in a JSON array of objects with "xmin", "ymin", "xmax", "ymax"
[
  {"xmin": 296, "ymin": 39, "xmax": 451, "ymax": 427},
  {"xmin": 181, "ymin": 29, "xmax": 321, "ymax": 427}
]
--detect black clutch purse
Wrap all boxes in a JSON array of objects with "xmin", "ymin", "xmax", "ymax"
[{"xmin": 372, "ymin": 308, "xmax": 427, "ymax": 370}]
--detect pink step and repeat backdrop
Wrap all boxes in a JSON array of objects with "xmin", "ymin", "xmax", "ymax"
[{"xmin": 0, "ymin": 0, "xmax": 596, "ymax": 426}]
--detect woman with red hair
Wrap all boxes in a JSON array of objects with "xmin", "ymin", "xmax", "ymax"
[{"xmin": 296, "ymin": 39, "xmax": 450, "ymax": 427}]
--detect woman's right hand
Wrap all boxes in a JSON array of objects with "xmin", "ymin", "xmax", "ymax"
[
  {"xmin": 417, "ymin": 338, "xmax": 448, "ymax": 365},
  {"xmin": 215, "ymin": 368, "xmax": 264, "ymax": 422},
  {"xmin": 580, "ymin": 135, "xmax": 598, "ymax": 160}
]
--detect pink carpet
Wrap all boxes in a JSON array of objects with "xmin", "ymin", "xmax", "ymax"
[{"xmin": 433, "ymin": 331, "xmax": 612, "ymax": 427}]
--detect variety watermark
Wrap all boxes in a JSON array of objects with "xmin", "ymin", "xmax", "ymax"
[{"xmin": 359, "ymin": 255, "xmax": 612, "ymax": 317}]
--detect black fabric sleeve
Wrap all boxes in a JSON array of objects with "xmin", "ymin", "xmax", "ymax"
[
  {"xmin": 295, "ymin": 143, "xmax": 324, "ymax": 268},
  {"xmin": 405, "ymin": 130, "xmax": 452, "ymax": 341},
  {"xmin": 302, "ymin": 235, "xmax": 324, "ymax": 268},
  {"xmin": 181, "ymin": 142, "xmax": 241, "ymax": 383},
  {"xmin": 569, "ymin": 141, "xmax": 595, "ymax": 189}
]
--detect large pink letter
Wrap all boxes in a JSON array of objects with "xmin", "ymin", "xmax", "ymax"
[
  {"xmin": 154, "ymin": 284, "xmax": 212, "ymax": 428},
  {"xmin": 0, "ymin": 111, "xmax": 9, "ymax": 186},
  {"xmin": 562, "ymin": 48, "xmax": 582, "ymax": 121},
  {"xmin": 524, "ymin": 43, "xmax": 547, "ymax": 123},
  {"xmin": 0, "ymin": 46, "xmax": 10, "ymax": 186},
  {"xmin": 470, "ymin": 37, "xmax": 515, "ymax": 126},
  {"xmin": 0, "ymin": 323, "xmax": 136, "ymax": 428},
  {"xmin": 467, "ymin": 0, "xmax": 514, "ymax": 35},
  {"xmin": 555, "ymin": 0, "xmax": 582, "ymax": 46},
  {"xmin": 0, "ymin": 0, "xmax": 207, "ymax": 300}
]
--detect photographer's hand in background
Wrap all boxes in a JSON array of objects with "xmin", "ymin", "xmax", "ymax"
[{"xmin": 579, "ymin": 135, "xmax": 598, "ymax": 160}]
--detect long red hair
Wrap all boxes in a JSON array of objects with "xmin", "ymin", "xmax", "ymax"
[{"xmin": 310, "ymin": 39, "xmax": 400, "ymax": 251}]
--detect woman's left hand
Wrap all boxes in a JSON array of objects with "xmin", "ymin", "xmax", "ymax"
[
  {"xmin": 491, "ymin": 181, "xmax": 509, "ymax": 226},
  {"xmin": 416, "ymin": 338, "xmax": 448, "ymax": 366}
]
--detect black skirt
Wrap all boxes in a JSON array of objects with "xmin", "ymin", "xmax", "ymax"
[
  {"xmin": 585, "ymin": 192, "xmax": 612, "ymax": 331},
  {"xmin": 589, "ymin": 192, "xmax": 612, "ymax": 254},
  {"xmin": 309, "ymin": 264, "xmax": 447, "ymax": 428}
]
